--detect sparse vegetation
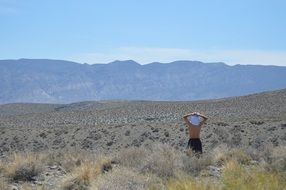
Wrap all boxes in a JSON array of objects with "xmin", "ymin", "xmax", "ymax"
[
  {"xmin": 0, "ymin": 153, "xmax": 43, "ymax": 182},
  {"xmin": 181, "ymin": 152, "xmax": 213, "ymax": 176},
  {"xmin": 62, "ymin": 155, "xmax": 112, "ymax": 190},
  {"xmin": 93, "ymin": 167, "xmax": 148, "ymax": 190},
  {"xmin": 214, "ymin": 121, "xmax": 229, "ymax": 126},
  {"xmin": 250, "ymin": 120, "xmax": 264, "ymax": 125},
  {"xmin": 140, "ymin": 143, "xmax": 182, "ymax": 178},
  {"xmin": 214, "ymin": 148, "xmax": 251, "ymax": 166},
  {"xmin": 0, "ymin": 91, "xmax": 285, "ymax": 189},
  {"xmin": 0, "ymin": 179, "xmax": 9, "ymax": 190},
  {"xmin": 222, "ymin": 160, "xmax": 286, "ymax": 190},
  {"xmin": 0, "ymin": 144, "xmax": 285, "ymax": 189}
]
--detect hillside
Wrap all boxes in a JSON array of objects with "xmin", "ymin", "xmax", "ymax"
[
  {"xmin": 0, "ymin": 89, "xmax": 285, "ymax": 155},
  {"xmin": 1, "ymin": 59, "xmax": 286, "ymax": 103}
]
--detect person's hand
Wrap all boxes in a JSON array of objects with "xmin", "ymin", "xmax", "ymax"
[
  {"xmin": 183, "ymin": 112, "xmax": 193, "ymax": 118},
  {"xmin": 197, "ymin": 112, "xmax": 208, "ymax": 119},
  {"xmin": 183, "ymin": 114, "xmax": 190, "ymax": 118}
]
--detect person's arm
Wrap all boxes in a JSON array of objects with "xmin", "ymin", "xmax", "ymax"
[
  {"xmin": 197, "ymin": 113, "xmax": 208, "ymax": 120},
  {"xmin": 197, "ymin": 113, "xmax": 208, "ymax": 126}
]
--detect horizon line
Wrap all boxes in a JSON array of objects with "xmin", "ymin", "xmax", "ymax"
[{"xmin": 1, "ymin": 58, "xmax": 286, "ymax": 67}]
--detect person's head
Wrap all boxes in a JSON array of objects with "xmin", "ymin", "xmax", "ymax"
[{"xmin": 190, "ymin": 115, "xmax": 200, "ymax": 125}]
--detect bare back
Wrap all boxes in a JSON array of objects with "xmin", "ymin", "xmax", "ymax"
[
  {"xmin": 183, "ymin": 113, "xmax": 208, "ymax": 139},
  {"xmin": 188, "ymin": 124, "xmax": 202, "ymax": 138}
]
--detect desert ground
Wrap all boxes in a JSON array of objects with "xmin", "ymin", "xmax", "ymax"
[
  {"xmin": 1, "ymin": 89, "xmax": 285, "ymax": 155},
  {"xmin": 0, "ymin": 89, "xmax": 285, "ymax": 189}
]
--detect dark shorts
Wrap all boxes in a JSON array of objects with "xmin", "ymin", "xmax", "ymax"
[{"xmin": 187, "ymin": 138, "xmax": 202, "ymax": 154}]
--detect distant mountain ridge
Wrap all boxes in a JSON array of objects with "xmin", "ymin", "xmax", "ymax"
[{"xmin": 0, "ymin": 59, "xmax": 286, "ymax": 104}]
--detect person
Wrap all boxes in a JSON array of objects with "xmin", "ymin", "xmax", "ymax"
[{"xmin": 183, "ymin": 112, "xmax": 208, "ymax": 155}]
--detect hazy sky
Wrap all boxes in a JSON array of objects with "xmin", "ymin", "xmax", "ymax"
[{"xmin": 1, "ymin": 0, "xmax": 286, "ymax": 66}]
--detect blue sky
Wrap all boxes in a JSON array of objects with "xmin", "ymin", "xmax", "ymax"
[{"xmin": 1, "ymin": 0, "xmax": 286, "ymax": 66}]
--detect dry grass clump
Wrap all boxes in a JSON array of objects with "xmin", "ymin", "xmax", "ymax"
[
  {"xmin": 62, "ymin": 155, "xmax": 112, "ymax": 190},
  {"xmin": 0, "ymin": 179, "xmax": 9, "ymax": 190},
  {"xmin": 43, "ymin": 150, "xmax": 92, "ymax": 172},
  {"xmin": 0, "ymin": 153, "xmax": 44, "ymax": 182},
  {"xmin": 249, "ymin": 120, "xmax": 264, "ymax": 125},
  {"xmin": 20, "ymin": 183, "xmax": 47, "ymax": 190},
  {"xmin": 214, "ymin": 149, "xmax": 251, "ymax": 166},
  {"xmin": 266, "ymin": 146, "xmax": 286, "ymax": 175},
  {"xmin": 245, "ymin": 145, "xmax": 286, "ymax": 175},
  {"xmin": 115, "ymin": 143, "xmax": 183, "ymax": 179},
  {"xmin": 181, "ymin": 153, "xmax": 213, "ymax": 176},
  {"xmin": 115, "ymin": 146, "xmax": 148, "ymax": 169},
  {"xmin": 222, "ymin": 160, "xmax": 286, "ymax": 190},
  {"xmin": 167, "ymin": 177, "xmax": 220, "ymax": 190},
  {"xmin": 93, "ymin": 167, "xmax": 148, "ymax": 190},
  {"xmin": 141, "ymin": 143, "xmax": 182, "ymax": 179},
  {"xmin": 246, "ymin": 143, "xmax": 274, "ymax": 162}
]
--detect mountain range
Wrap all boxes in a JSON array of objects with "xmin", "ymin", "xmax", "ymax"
[{"xmin": 0, "ymin": 59, "xmax": 286, "ymax": 104}]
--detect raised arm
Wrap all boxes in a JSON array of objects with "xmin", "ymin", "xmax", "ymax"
[
  {"xmin": 197, "ymin": 113, "xmax": 208, "ymax": 119},
  {"xmin": 197, "ymin": 112, "xmax": 208, "ymax": 126}
]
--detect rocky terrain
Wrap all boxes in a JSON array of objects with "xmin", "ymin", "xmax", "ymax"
[{"xmin": 0, "ymin": 89, "xmax": 285, "ymax": 156}]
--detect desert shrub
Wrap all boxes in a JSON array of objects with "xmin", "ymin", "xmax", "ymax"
[
  {"xmin": 12, "ymin": 163, "xmax": 40, "ymax": 182},
  {"xmin": 267, "ymin": 146, "xmax": 286, "ymax": 175},
  {"xmin": 215, "ymin": 122, "xmax": 229, "ymax": 126},
  {"xmin": 213, "ymin": 148, "xmax": 251, "ymax": 166},
  {"xmin": 246, "ymin": 143, "xmax": 274, "ymax": 163},
  {"xmin": 63, "ymin": 161, "xmax": 98, "ymax": 190},
  {"xmin": 0, "ymin": 179, "xmax": 9, "ymax": 190},
  {"xmin": 181, "ymin": 153, "xmax": 213, "ymax": 176},
  {"xmin": 167, "ymin": 177, "xmax": 220, "ymax": 190},
  {"xmin": 93, "ymin": 167, "xmax": 147, "ymax": 190},
  {"xmin": 21, "ymin": 183, "xmax": 48, "ymax": 190},
  {"xmin": 141, "ymin": 143, "xmax": 182, "ymax": 179},
  {"xmin": 1, "ymin": 153, "xmax": 43, "ymax": 182},
  {"xmin": 115, "ymin": 146, "xmax": 148, "ymax": 169},
  {"xmin": 43, "ymin": 150, "xmax": 92, "ymax": 172},
  {"xmin": 250, "ymin": 120, "xmax": 264, "ymax": 125},
  {"xmin": 62, "ymin": 156, "xmax": 112, "ymax": 190}
]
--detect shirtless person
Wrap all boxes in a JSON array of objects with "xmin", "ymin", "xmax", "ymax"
[{"xmin": 183, "ymin": 112, "xmax": 208, "ymax": 154}]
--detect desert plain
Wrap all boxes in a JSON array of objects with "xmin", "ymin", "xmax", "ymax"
[{"xmin": 0, "ymin": 89, "xmax": 285, "ymax": 189}]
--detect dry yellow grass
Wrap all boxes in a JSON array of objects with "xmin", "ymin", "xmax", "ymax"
[
  {"xmin": 141, "ymin": 143, "xmax": 183, "ymax": 179},
  {"xmin": 0, "ymin": 145, "xmax": 285, "ymax": 189},
  {"xmin": 213, "ymin": 148, "xmax": 252, "ymax": 166},
  {"xmin": 92, "ymin": 167, "xmax": 148, "ymax": 190},
  {"xmin": 0, "ymin": 152, "xmax": 44, "ymax": 182},
  {"xmin": 0, "ymin": 179, "xmax": 9, "ymax": 190},
  {"xmin": 115, "ymin": 146, "xmax": 148, "ymax": 169},
  {"xmin": 21, "ymin": 182, "xmax": 47, "ymax": 190},
  {"xmin": 62, "ymin": 155, "xmax": 112, "ymax": 190},
  {"xmin": 222, "ymin": 160, "xmax": 286, "ymax": 190},
  {"xmin": 167, "ymin": 159, "xmax": 286, "ymax": 190},
  {"xmin": 167, "ymin": 178, "xmax": 221, "ymax": 190}
]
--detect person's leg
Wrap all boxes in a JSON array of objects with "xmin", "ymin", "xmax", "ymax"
[
  {"xmin": 187, "ymin": 138, "xmax": 192, "ymax": 149},
  {"xmin": 191, "ymin": 139, "xmax": 203, "ymax": 154},
  {"xmin": 195, "ymin": 139, "xmax": 203, "ymax": 154}
]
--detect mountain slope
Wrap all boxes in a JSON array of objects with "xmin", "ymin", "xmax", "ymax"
[{"xmin": 0, "ymin": 59, "xmax": 286, "ymax": 103}]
